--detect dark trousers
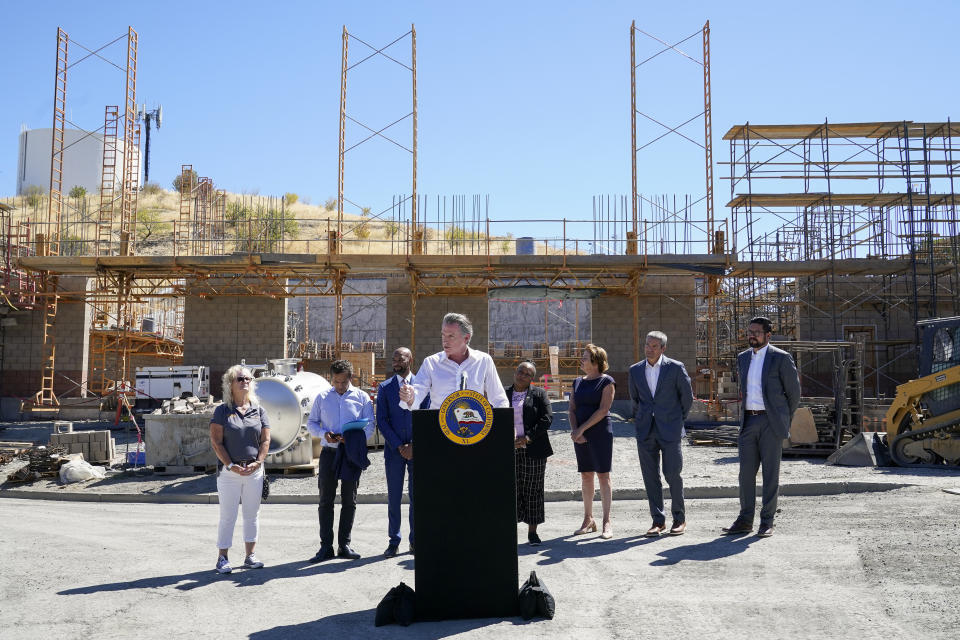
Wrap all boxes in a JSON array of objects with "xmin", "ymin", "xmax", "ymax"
[
  {"xmin": 384, "ymin": 447, "xmax": 414, "ymax": 546},
  {"xmin": 635, "ymin": 431, "xmax": 685, "ymax": 525},
  {"xmin": 738, "ymin": 413, "xmax": 782, "ymax": 526},
  {"xmin": 318, "ymin": 447, "xmax": 359, "ymax": 548}
]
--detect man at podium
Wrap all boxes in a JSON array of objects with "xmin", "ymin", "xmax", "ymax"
[{"xmin": 398, "ymin": 312, "xmax": 508, "ymax": 410}]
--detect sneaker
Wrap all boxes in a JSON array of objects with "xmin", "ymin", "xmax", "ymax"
[
  {"xmin": 243, "ymin": 554, "xmax": 264, "ymax": 569},
  {"xmin": 215, "ymin": 556, "xmax": 232, "ymax": 574}
]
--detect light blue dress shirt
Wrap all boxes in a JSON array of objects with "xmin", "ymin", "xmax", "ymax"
[{"xmin": 306, "ymin": 383, "xmax": 375, "ymax": 449}]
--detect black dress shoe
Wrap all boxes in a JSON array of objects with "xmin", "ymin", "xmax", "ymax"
[
  {"xmin": 408, "ymin": 542, "xmax": 415, "ymax": 555},
  {"xmin": 721, "ymin": 519, "xmax": 754, "ymax": 535},
  {"xmin": 384, "ymin": 544, "xmax": 400, "ymax": 558},
  {"xmin": 308, "ymin": 546, "xmax": 335, "ymax": 563},
  {"xmin": 337, "ymin": 545, "xmax": 361, "ymax": 560},
  {"xmin": 528, "ymin": 532, "xmax": 542, "ymax": 546},
  {"xmin": 757, "ymin": 523, "xmax": 775, "ymax": 537}
]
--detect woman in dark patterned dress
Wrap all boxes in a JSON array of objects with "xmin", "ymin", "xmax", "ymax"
[{"xmin": 568, "ymin": 344, "xmax": 616, "ymax": 539}]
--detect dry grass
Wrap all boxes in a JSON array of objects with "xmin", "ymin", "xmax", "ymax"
[{"xmin": 2, "ymin": 189, "xmax": 575, "ymax": 256}]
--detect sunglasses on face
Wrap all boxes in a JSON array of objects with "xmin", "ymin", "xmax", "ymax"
[{"xmin": 235, "ymin": 376, "xmax": 252, "ymax": 382}]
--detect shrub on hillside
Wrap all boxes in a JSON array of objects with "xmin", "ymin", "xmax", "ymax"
[
  {"xmin": 384, "ymin": 221, "xmax": 401, "ymax": 238},
  {"xmin": 172, "ymin": 169, "xmax": 198, "ymax": 194},
  {"xmin": 351, "ymin": 222, "xmax": 371, "ymax": 240},
  {"xmin": 24, "ymin": 185, "xmax": 45, "ymax": 208},
  {"xmin": 137, "ymin": 208, "xmax": 171, "ymax": 243}
]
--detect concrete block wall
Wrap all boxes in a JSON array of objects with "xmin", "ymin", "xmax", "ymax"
[
  {"xmin": 385, "ymin": 275, "xmax": 489, "ymax": 364},
  {"xmin": 0, "ymin": 276, "xmax": 91, "ymax": 398},
  {"xmin": 49, "ymin": 430, "xmax": 116, "ymax": 463},
  {"xmin": 592, "ymin": 276, "xmax": 697, "ymax": 370},
  {"xmin": 591, "ymin": 276, "xmax": 696, "ymax": 398},
  {"xmin": 182, "ymin": 284, "xmax": 287, "ymax": 394},
  {"xmin": 795, "ymin": 273, "xmax": 957, "ymax": 395}
]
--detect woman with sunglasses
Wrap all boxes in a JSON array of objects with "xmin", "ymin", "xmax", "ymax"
[{"xmin": 210, "ymin": 365, "xmax": 271, "ymax": 574}]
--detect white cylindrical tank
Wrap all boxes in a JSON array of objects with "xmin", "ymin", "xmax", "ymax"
[
  {"xmin": 17, "ymin": 127, "xmax": 135, "ymax": 196},
  {"xmin": 254, "ymin": 370, "xmax": 330, "ymax": 454}
]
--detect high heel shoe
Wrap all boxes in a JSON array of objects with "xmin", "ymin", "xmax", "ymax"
[
  {"xmin": 600, "ymin": 521, "xmax": 613, "ymax": 540},
  {"xmin": 573, "ymin": 519, "xmax": 597, "ymax": 535}
]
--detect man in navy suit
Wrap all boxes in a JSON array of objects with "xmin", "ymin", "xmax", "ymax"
[
  {"xmin": 722, "ymin": 316, "xmax": 801, "ymax": 538},
  {"xmin": 628, "ymin": 331, "xmax": 694, "ymax": 537},
  {"xmin": 376, "ymin": 347, "xmax": 428, "ymax": 557}
]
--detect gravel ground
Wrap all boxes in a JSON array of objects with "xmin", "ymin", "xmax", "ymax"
[
  {"xmin": 2, "ymin": 409, "xmax": 959, "ymax": 500},
  {"xmin": 1, "ymin": 490, "xmax": 958, "ymax": 639}
]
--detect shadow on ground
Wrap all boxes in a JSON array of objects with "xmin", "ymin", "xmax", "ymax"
[
  {"xmin": 248, "ymin": 607, "xmax": 539, "ymax": 639},
  {"xmin": 517, "ymin": 530, "xmax": 760, "ymax": 566},
  {"xmin": 57, "ymin": 556, "xmax": 398, "ymax": 595}
]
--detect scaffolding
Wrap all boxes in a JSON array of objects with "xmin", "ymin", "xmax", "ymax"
[
  {"xmin": 631, "ymin": 20, "xmax": 723, "ymax": 406},
  {"xmin": 722, "ymin": 121, "xmax": 960, "ymax": 396}
]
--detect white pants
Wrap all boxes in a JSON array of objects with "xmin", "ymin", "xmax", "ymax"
[{"xmin": 216, "ymin": 466, "xmax": 264, "ymax": 550}]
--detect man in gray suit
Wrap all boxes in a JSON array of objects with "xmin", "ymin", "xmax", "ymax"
[
  {"xmin": 722, "ymin": 316, "xmax": 801, "ymax": 538},
  {"xmin": 629, "ymin": 331, "xmax": 694, "ymax": 536}
]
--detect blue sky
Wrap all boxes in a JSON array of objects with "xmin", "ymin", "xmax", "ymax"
[{"xmin": 3, "ymin": 0, "xmax": 957, "ymax": 243}]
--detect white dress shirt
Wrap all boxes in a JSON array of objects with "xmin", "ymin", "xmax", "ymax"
[
  {"xmin": 745, "ymin": 344, "xmax": 769, "ymax": 410},
  {"xmin": 306, "ymin": 383, "xmax": 375, "ymax": 448},
  {"xmin": 645, "ymin": 354, "xmax": 664, "ymax": 396},
  {"xmin": 401, "ymin": 347, "xmax": 509, "ymax": 410},
  {"xmin": 391, "ymin": 372, "xmax": 415, "ymax": 388}
]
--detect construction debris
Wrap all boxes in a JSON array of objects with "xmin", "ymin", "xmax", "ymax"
[
  {"xmin": 6, "ymin": 445, "xmax": 69, "ymax": 483},
  {"xmin": 151, "ymin": 396, "xmax": 217, "ymax": 415}
]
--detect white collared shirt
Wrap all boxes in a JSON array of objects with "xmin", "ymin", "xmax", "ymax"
[
  {"xmin": 401, "ymin": 347, "xmax": 509, "ymax": 410},
  {"xmin": 391, "ymin": 372, "xmax": 416, "ymax": 388},
  {"xmin": 645, "ymin": 354, "xmax": 664, "ymax": 396},
  {"xmin": 745, "ymin": 344, "xmax": 769, "ymax": 410}
]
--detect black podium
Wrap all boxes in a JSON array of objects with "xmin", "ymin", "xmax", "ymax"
[{"xmin": 412, "ymin": 407, "xmax": 518, "ymax": 620}]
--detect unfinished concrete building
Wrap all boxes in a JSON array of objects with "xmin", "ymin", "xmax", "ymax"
[{"xmin": 2, "ymin": 24, "xmax": 957, "ymax": 441}]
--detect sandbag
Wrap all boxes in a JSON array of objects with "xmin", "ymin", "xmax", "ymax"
[
  {"xmin": 59, "ymin": 458, "xmax": 107, "ymax": 483},
  {"xmin": 375, "ymin": 581, "xmax": 416, "ymax": 627},
  {"xmin": 518, "ymin": 570, "xmax": 555, "ymax": 620}
]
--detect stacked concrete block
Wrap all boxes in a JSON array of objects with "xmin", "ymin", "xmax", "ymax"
[
  {"xmin": 718, "ymin": 372, "xmax": 739, "ymax": 399},
  {"xmin": 182, "ymin": 280, "xmax": 288, "ymax": 389},
  {"xmin": 49, "ymin": 430, "xmax": 116, "ymax": 464},
  {"xmin": 53, "ymin": 421, "xmax": 74, "ymax": 434}
]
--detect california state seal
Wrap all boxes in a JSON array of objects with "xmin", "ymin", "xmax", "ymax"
[{"xmin": 438, "ymin": 389, "xmax": 494, "ymax": 445}]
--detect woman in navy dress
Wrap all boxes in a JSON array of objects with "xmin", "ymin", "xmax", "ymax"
[{"xmin": 568, "ymin": 343, "xmax": 616, "ymax": 539}]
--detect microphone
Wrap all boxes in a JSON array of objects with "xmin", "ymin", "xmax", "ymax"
[{"xmin": 460, "ymin": 373, "xmax": 466, "ymax": 391}]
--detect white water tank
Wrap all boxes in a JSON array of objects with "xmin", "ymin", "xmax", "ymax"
[{"xmin": 16, "ymin": 127, "xmax": 137, "ymax": 196}]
